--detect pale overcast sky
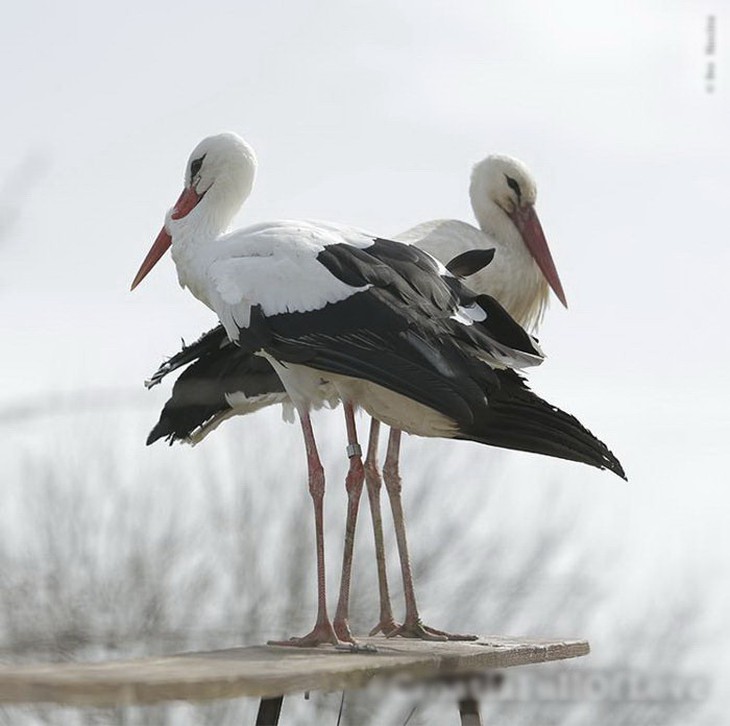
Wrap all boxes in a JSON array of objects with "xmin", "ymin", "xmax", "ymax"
[{"xmin": 1, "ymin": 0, "xmax": 728, "ymax": 694}]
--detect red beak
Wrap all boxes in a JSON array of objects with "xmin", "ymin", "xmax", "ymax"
[
  {"xmin": 130, "ymin": 187, "xmax": 203, "ymax": 291},
  {"xmin": 509, "ymin": 204, "xmax": 567, "ymax": 308}
]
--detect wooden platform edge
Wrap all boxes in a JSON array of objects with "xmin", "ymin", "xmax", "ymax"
[{"xmin": 0, "ymin": 636, "xmax": 590, "ymax": 708}]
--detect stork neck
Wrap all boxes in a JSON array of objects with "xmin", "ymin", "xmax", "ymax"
[
  {"xmin": 168, "ymin": 194, "xmax": 233, "ymax": 304},
  {"xmin": 471, "ymin": 196, "xmax": 526, "ymax": 257},
  {"xmin": 469, "ymin": 195, "xmax": 549, "ymax": 330}
]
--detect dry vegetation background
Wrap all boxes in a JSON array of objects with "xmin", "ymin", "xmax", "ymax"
[{"xmin": 0, "ymin": 402, "xmax": 714, "ymax": 725}]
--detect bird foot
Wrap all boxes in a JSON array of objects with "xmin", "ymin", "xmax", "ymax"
[
  {"xmin": 387, "ymin": 619, "xmax": 478, "ymax": 642},
  {"xmin": 333, "ymin": 617, "xmax": 357, "ymax": 644},
  {"xmin": 368, "ymin": 617, "xmax": 401, "ymax": 637},
  {"xmin": 267, "ymin": 620, "xmax": 341, "ymax": 648}
]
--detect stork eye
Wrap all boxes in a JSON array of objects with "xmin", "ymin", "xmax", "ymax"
[
  {"xmin": 505, "ymin": 175, "xmax": 522, "ymax": 198},
  {"xmin": 190, "ymin": 155, "xmax": 205, "ymax": 178}
]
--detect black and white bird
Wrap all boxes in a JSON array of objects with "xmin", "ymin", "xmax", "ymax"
[
  {"xmin": 133, "ymin": 132, "xmax": 625, "ymax": 647},
  {"xmin": 357, "ymin": 154, "xmax": 571, "ymax": 641}
]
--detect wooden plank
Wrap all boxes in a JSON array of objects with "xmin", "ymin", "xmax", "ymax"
[{"xmin": 0, "ymin": 636, "xmax": 589, "ymax": 708}]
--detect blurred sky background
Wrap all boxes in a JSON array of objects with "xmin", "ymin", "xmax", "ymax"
[{"xmin": 0, "ymin": 0, "xmax": 728, "ymax": 718}]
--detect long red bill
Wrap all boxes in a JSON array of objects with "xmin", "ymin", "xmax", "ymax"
[
  {"xmin": 130, "ymin": 226, "xmax": 172, "ymax": 291},
  {"xmin": 510, "ymin": 204, "xmax": 567, "ymax": 308},
  {"xmin": 130, "ymin": 187, "xmax": 202, "ymax": 291}
]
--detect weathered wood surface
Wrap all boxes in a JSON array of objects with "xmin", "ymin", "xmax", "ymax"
[{"xmin": 0, "ymin": 636, "xmax": 589, "ymax": 708}]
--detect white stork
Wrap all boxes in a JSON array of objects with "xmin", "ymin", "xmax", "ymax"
[
  {"xmin": 133, "ymin": 133, "xmax": 625, "ymax": 647},
  {"xmin": 361, "ymin": 154, "xmax": 570, "ymax": 641}
]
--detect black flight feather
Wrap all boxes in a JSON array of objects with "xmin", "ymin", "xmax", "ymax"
[{"xmin": 445, "ymin": 248, "xmax": 496, "ymax": 278}]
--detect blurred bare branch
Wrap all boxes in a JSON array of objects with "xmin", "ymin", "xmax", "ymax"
[{"xmin": 0, "ymin": 152, "xmax": 49, "ymax": 248}]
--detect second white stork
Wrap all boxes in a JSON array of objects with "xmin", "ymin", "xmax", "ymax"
[{"xmin": 361, "ymin": 154, "xmax": 570, "ymax": 641}]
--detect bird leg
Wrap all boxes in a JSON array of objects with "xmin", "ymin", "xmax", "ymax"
[
  {"xmin": 383, "ymin": 428, "xmax": 478, "ymax": 642},
  {"xmin": 363, "ymin": 419, "xmax": 401, "ymax": 637},
  {"xmin": 333, "ymin": 402, "xmax": 365, "ymax": 643},
  {"xmin": 268, "ymin": 412, "xmax": 339, "ymax": 648}
]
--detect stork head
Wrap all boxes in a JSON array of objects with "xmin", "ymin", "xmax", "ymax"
[
  {"xmin": 471, "ymin": 154, "xmax": 537, "ymax": 215},
  {"xmin": 182, "ymin": 132, "xmax": 257, "ymax": 214},
  {"xmin": 131, "ymin": 132, "xmax": 257, "ymax": 291},
  {"xmin": 469, "ymin": 154, "xmax": 567, "ymax": 308}
]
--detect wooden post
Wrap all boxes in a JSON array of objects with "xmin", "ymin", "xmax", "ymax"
[
  {"xmin": 255, "ymin": 695, "xmax": 283, "ymax": 725},
  {"xmin": 458, "ymin": 696, "xmax": 482, "ymax": 726}
]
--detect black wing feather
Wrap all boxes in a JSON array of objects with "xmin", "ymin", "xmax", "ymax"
[
  {"xmin": 147, "ymin": 343, "xmax": 285, "ymax": 445},
  {"xmin": 446, "ymin": 248, "xmax": 496, "ymax": 278},
  {"xmin": 146, "ymin": 325, "xmax": 229, "ymax": 388}
]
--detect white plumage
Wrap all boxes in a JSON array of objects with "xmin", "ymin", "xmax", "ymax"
[{"xmin": 399, "ymin": 154, "xmax": 565, "ymax": 331}]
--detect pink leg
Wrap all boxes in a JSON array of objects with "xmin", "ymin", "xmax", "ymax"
[
  {"xmin": 268, "ymin": 411, "xmax": 339, "ymax": 648},
  {"xmin": 333, "ymin": 402, "xmax": 365, "ymax": 643},
  {"xmin": 363, "ymin": 419, "xmax": 400, "ymax": 636},
  {"xmin": 383, "ymin": 428, "xmax": 478, "ymax": 641}
]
